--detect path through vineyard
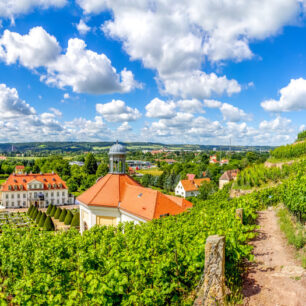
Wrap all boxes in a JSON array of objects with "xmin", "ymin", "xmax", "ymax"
[{"xmin": 243, "ymin": 209, "xmax": 305, "ymax": 306}]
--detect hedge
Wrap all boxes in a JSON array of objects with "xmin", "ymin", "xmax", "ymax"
[
  {"xmin": 59, "ymin": 209, "xmax": 67, "ymax": 222},
  {"xmin": 54, "ymin": 207, "xmax": 62, "ymax": 219},
  {"xmin": 64, "ymin": 210, "xmax": 73, "ymax": 225},
  {"xmin": 43, "ymin": 216, "xmax": 55, "ymax": 231},
  {"xmin": 38, "ymin": 213, "xmax": 47, "ymax": 227},
  {"xmin": 71, "ymin": 212, "xmax": 80, "ymax": 227},
  {"xmin": 27, "ymin": 205, "xmax": 33, "ymax": 215}
]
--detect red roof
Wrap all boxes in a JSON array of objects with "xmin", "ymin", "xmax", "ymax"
[
  {"xmin": 15, "ymin": 165, "xmax": 25, "ymax": 170},
  {"xmin": 219, "ymin": 169, "xmax": 240, "ymax": 181},
  {"xmin": 77, "ymin": 173, "xmax": 192, "ymax": 221},
  {"xmin": 181, "ymin": 178, "xmax": 211, "ymax": 191},
  {"xmin": 187, "ymin": 174, "xmax": 196, "ymax": 180},
  {"xmin": 1, "ymin": 173, "xmax": 68, "ymax": 192}
]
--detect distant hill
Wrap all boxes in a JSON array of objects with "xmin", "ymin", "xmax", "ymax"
[{"xmin": 0, "ymin": 141, "xmax": 274, "ymax": 154}]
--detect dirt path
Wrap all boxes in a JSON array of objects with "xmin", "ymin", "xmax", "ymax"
[{"xmin": 243, "ymin": 209, "xmax": 305, "ymax": 306}]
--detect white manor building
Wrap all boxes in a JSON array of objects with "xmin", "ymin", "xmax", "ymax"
[
  {"xmin": 0, "ymin": 172, "xmax": 74, "ymax": 208},
  {"xmin": 175, "ymin": 178, "xmax": 211, "ymax": 198}
]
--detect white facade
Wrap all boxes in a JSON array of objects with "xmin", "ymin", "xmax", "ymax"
[
  {"xmin": 1, "ymin": 178, "xmax": 72, "ymax": 208},
  {"xmin": 175, "ymin": 181, "xmax": 199, "ymax": 198},
  {"xmin": 79, "ymin": 202, "xmax": 146, "ymax": 233}
]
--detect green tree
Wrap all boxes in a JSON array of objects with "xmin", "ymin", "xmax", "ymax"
[
  {"xmin": 54, "ymin": 207, "xmax": 62, "ymax": 219},
  {"xmin": 35, "ymin": 211, "xmax": 42, "ymax": 224},
  {"xmin": 46, "ymin": 204, "xmax": 53, "ymax": 215},
  {"xmin": 198, "ymin": 181, "xmax": 217, "ymax": 200},
  {"xmin": 59, "ymin": 209, "xmax": 67, "ymax": 222},
  {"xmin": 71, "ymin": 212, "xmax": 80, "ymax": 227},
  {"xmin": 43, "ymin": 216, "xmax": 55, "ymax": 231},
  {"xmin": 50, "ymin": 205, "xmax": 57, "ymax": 217},
  {"xmin": 96, "ymin": 162, "xmax": 109, "ymax": 178},
  {"xmin": 64, "ymin": 210, "xmax": 73, "ymax": 225},
  {"xmin": 84, "ymin": 153, "xmax": 97, "ymax": 175},
  {"xmin": 38, "ymin": 213, "xmax": 47, "ymax": 227}
]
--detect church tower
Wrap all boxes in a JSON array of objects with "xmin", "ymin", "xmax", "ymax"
[{"xmin": 108, "ymin": 141, "xmax": 126, "ymax": 174}]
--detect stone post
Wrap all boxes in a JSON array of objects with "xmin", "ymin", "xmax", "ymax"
[
  {"xmin": 235, "ymin": 208, "xmax": 243, "ymax": 224},
  {"xmin": 194, "ymin": 235, "xmax": 225, "ymax": 306}
]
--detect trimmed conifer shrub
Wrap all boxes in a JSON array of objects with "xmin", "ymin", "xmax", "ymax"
[
  {"xmin": 46, "ymin": 204, "xmax": 53, "ymax": 215},
  {"xmin": 54, "ymin": 207, "xmax": 62, "ymax": 219},
  {"xmin": 38, "ymin": 212, "xmax": 47, "ymax": 227},
  {"xmin": 71, "ymin": 212, "xmax": 80, "ymax": 227},
  {"xmin": 59, "ymin": 209, "xmax": 67, "ymax": 222},
  {"xmin": 64, "ymin": 210, "xmax": 73, "ymax": 225},
  {"xmin": 27, "ymin": 205, "xmax": 33, "ymax": 215},
  {"xmin": 35, "ymin": 211, "xmax": 42, "ymax": 224},
  {"xmin": 50, "ymin": 205, "xmax": 57, "ymax": 217},
  {"xmin": 43, "ymin": 216, "xmax": 55, "ymax": 231},
  {"xmin": 32, "ymin": 208, "xmax": 38, "ymax": 220},
  {"xmin": 29, "ymin": 206, "xmax": 35, "ymax": 218}
]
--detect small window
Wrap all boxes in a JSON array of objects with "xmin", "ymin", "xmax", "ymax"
[
  {"xmin": 23, "ymin": 194, "xmax": 26, "ymax": 198},
  {"xmin": 17, "ymin": 194, "xmax": 20, "ymax": 199},
  {"xmin": 11, "ymin": 194, "xmax": 14, "ymax": 199},
  {"xmin": 6, "ymin": 194, "xmax": 8, "ymax": 199}
]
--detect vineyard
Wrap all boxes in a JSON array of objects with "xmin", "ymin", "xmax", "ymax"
[
  {"xmin": 233, "ymin": 160, "xmax": 305, "ymax": 189},
  {"xmin": 0, "ymin": 142, "xmax": 305, "ymax": 304},
  {"xmin": 270, "ymin": 140, "xmax": 306, "ymax": 160}
]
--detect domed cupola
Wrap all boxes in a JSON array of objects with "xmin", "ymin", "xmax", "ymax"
[{"xmin": 109, "ymin": 141, "xmax": 126, "ymax": 174}]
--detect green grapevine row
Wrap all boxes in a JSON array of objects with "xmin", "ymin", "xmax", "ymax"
[{"xmin": 271, "ymin": 141, "xmax": 306, "ymax": 160}]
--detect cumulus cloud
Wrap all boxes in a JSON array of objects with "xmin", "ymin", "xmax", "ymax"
[
  {"xmin": 0, "ymin": 0, "xmax": 66, "ymax": 19},
  {"xmin": 0, "ymin": 83, "xmax": 36, "ymax": 118},
  {"xmin": 76, "ymin": 19, "xmax": 91, "ymax": 35},
  {"xmin": 76, "ymin": 0, "xmax": 304, "ymax": 98},
  {"xmin": 96, "ymin": 99, "xmax": 141, "ymax": 122},
  {"xmin": 145, "ymin": 98, "xmax": 176, "ymax": 119},
  {"xmin": 261, "ymin": 78, "xmax": 306, "ymax": 112},
  {"xmin": 259, "ymin": 116, "xmax": 292, "ymax": 131},
  {"xmin": 117, "ymin": 122, "xmax": 132, "ymax": 132},
  {"xmin": 203, "ymin": 99, "xmax": 222, "ymax": 108},
  {"xmin": 0, "ymin": 27, "xmax": 140, "ymax": 94},
  {"xmin": 220, "ymin": 103, "xmax": 250, "ymax": 122},
  {"xmin": 0, "ymin": 27, "xmax": 60, "ymax": 69},
  {"xmin": 158, "ymin": 71, "xmax": 241, "ymax": 99},
  {"xmin": 177, "ymin": 99, "xmax": 205, "ymax": 113},
  {"xmin": 49, "ymin": 107, "xmax": 62, "ymax": 117}
]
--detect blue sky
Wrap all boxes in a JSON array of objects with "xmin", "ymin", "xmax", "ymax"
[{"xmin": 0, "ymin": 0, "xmax": 305, "ymax": 145}]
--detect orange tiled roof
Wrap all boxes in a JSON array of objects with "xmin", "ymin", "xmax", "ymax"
[
  {"xmin": 77, "ymin": 173, "xmax": 192, "ymax": 220},
  {"xmin": 15, "ymin": 165, "xmax": 25, "ymax": 170},
  {"xmin": 186, "ymin": 173, "xmax": 195, "ymax": 180},
  {"xmin": 1, "ymin": 173, "xmax": 68, "ymax": 192},
  {"xmin": 181, "ymin": 178, "xmax": 211, "ymax": 192}
]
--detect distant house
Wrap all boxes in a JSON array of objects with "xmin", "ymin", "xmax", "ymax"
[
  {"xmin": 209, "ymin": 155, "xmax": 218, "ymax": 164},
  {"xmin": 126, "ymin": 160, "xmax": 151, "ymax": 169},
  {"xmin": 186, "ymin": 173, "xmax": 195, "ymax": 180},
  {"xmin": 219, "ymin": 169, "xmax": 239, "ymax": 189},
  {"xmin": 69, "ymin": 161, "xmax": 85, "ymax": 166},
  {"xmin": 0, "ymin": 156, "xmax": 7, "ymax": 160},
  {"xmin": 175, "ymin": 178, "xmax": 211, "ymax": 198},
  {"xmin": 220, "ymin": 159, "xmax": 229, "ymax": 166},
  {"xmin": 14, "ymin": 165, "xmax": 25, "ymax": 174},
  {"xmin": 155, "ymin": 159, "xmax": 176, "ymax": 165}
]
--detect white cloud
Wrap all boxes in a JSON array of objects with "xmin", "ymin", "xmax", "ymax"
[
  {"xmin": 117, "ymin": 121, "xmax": 132, "ymax": 132},
  {"xmin": 299, "ymin": 124, "xmax": 306, "ymax": 131},
  {"xmin": 0, "ymin": 83, "xmax": 36, "ymax": 118},
  {"xmin": 49, "ymin": 107, "xmax": 62, "ymax": 117},
  {"xmin": 76, "ymin": 0, "xmax": 304, "ymax": 99},
  {"xmin": 76, "ymin": 19, "xmax": 91, "ymax": 35},
  {"xmin": 220, "ymin": 103, "xmax": 250, "ymax": 122},
  {"xmin": 63, "ymin": 93, "xmax": 70, "ymax": 99},
  {"xmin": 259, "ymin": 116, "xmax": 292, "ymax": 131},
  {"xmin": 203, "ymin": 99, "xmax": 222, "ymax": 108},
  {"xmin": 0, "ymin": 0, "xmax": 66, "ymax": 19},
  {"xmin": 145, "ymin": 98, "xmax": 176, "ymax": 119},
  {"xmin": 96, "ymin": 99, "xmax": 141, "ymax": 122},
  {"xmin": 158, "ymin": 71, "xmax": 241, "ymax": 99},
  {"xmin": 177, "ymin": 99, "xmax": 205, "ymax": 113},
  {"xmin": 0, "ymin": 28, "xmax": 140, "ymax": 94},
  {"xmin": 0, "ymin": 27, "xmax": 60, "ymax": 69},
  {"xmin": 261, "ymin": 78, "xmax": 306, "ymax": 112}
]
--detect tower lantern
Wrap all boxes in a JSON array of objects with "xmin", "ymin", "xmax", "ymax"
[{"xmin": 108, "ymin": 141, "xmax": 126, "ymax": 174}]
